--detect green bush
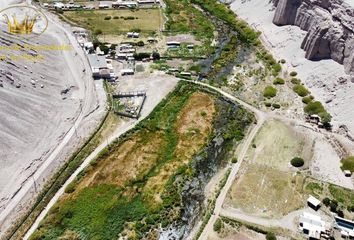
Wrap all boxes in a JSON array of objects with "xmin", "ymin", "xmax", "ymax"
[
  {"xmin": 266, "ymin": 232, "xmax": 277, "ymax": 240},
  {"xmin": 65, "ymin": 182, "xmax": 76, "ymax": 194},
  {"xmin": 290, "ymin": 71, "xmax": 297, "ymax": 77},
  {"xmin": 94, "ymin": 29, "xmax": 103, "ymax": 35},
  {"xmin": 322, "ymin": 197, "xmax": 331, "ymax": 207},
  {"xmin": 341, "ymin": 156, "xmax": 354, "ymax": 172},
  {"xmin": 231, "ymin": 157, "xmax": 238, "ymax": 163},
  {"xmin": 213, "ymin": 218, "xmax": 223, "ymax": 233},
  {"xmin": 263, "ymin": 86, "xmax": 277, "ymax": 98},
  {"xmin": 302, "ymin": 96, "xmax": 313, "ymax": 104},
  {"xmin": 280, "ymin": 59, "xmax": 286, "ymax": 64},
  {"xmin": 265, "ymin": 102, "xmax": 271, "ymax": 107},
  {"xmin": 304, "ymin": 101, "xmax": 325, "ymax": 115},
  {"xmin": 293, "ymin": 84, "xmax": 309, "ymax": 97},
  {"xmin": 291, "ymin": 157, "xmax": 304, "ymax": 167},
  {"xmin": 273, "ymin": 63, "xmax": 282, "ymax": 73},
  {"xmin": 291, "ymin": 78, "xmax": 301, "ymax": 84},
  {"xmin": 272, "ymin": 103, "xmax": 281, "ymax": 109},
  {"xmin": 273, "ymin": 77, "xmax": 285, "ymax": 85},
  {"xmin": 104, "ymin": 16, "xmax": 112, "ymax": 20}
]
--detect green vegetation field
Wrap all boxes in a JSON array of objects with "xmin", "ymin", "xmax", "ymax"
[
  {"xmin": 63, "ymin": 9, "xmax": 163, "ymax": 34},
  {"xmin": 30, "ymin": 83, "xmax": 253, "ymax": 240}
]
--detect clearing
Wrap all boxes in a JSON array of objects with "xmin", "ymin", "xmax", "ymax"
[{"xmin": 63, "ymin": 9, "xmax": 163, "ymax": 34}]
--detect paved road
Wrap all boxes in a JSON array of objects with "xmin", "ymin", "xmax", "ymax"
[{"xmin": 0, "ymin": 0, "xmax": 104, "ymax": 235}]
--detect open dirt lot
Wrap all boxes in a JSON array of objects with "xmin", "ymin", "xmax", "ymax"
[{"xmin": 226, "ymin": 165, "xmax": 305, "ymax": 218}]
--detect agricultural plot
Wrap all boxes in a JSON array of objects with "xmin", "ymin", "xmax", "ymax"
[
  {"xmin": 29, "ymin": 83, "xmax": 254, "ymax": 240},
  {"xmin": 63, "ymin": 9, "xmax": 163, "ymax": 34}
]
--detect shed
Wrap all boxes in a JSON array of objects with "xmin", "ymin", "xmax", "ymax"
[
  {"xmin": 344, "ymin": 170, "xmax": 352, "ymax": 177},
  {"xmin": 307, "ymin": 195, "xmax": 321, "ymax": 210}
]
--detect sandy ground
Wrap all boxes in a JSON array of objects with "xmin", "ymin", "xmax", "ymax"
[
  {"xmin": 230, "ymin": 0, "xmax": 354, "ymax": 135},
  {"xmin": 0, "ymin": 0, "xmax": 106, "ymax": 236}
]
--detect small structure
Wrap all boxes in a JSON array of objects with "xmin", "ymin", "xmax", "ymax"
[
  {"xmin": 127, "ymin": 32, "xmax": 140, "ymax": 38},
  {"xmin": 344, "ymin": 170, "xmax": 352, "ymax": 177},
  {"xmin": 299, "ymin": 212, "xmax": 332, "ymax": 240},
  {"xmin": 137, "ymin": 0, "xmax": 160, "ymax": 8},
  {"xmin": 166, "ymin": 41, "xmax": 181, "ymax": 49},
  {"xmin": 147, "ymin": 37, "xmax": 157, "ymax": 43},
  {"xmin": 307, "ymin": 195, "xmax": 321, "ymax": 211},
  {"xmin": 87, "ymin": 54, "xmax": 110, "ymax": 79},
  {"xmin": 121, "ymin": 69, "xmax": 134, "ymax": 76}
]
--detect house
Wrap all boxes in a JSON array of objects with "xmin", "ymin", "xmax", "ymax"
[
  {"xmin": 299, "ymin": 212, "xmax": 331, "ymax": 240},
  {"xmin": 307, "ymin": 195, "xmax": 321, "ymax": 211},
  {"xmin": 147, "ymin": 37, "xmax": 157, "ymax": 43},
  {"xmin": 87, "ymin": 54, "xmax": 110, "ymax": 79}
]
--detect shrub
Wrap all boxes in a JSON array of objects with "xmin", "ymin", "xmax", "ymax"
[
  {"xmin": 290, "ymin": 71, "xmax": 297, "ymax": 77},
  {"xmin": 280, "ymin": 59, "xmax": 286, "ymax": 64},
  {"xmin": 265, "ymin": 102, "xmax": 271, "ymax": 107},
  {"xmin": 152, "ymin": 52, "xmax": 160, "ymax": 60},
  {"xmin": 273, "ymin": 77, "xmax": 285, "ymax": 85},
  {"xmin": 330, "ymin": 200, "xmax": 338, "ymax": 212},
  {"xmin": 322, "ymin": 197, "xmax": 331, "ymax": 207},
  {"xmin": 341, "ymin": 156, "xmax": 354, "ymax": 172},
  {"xmin": 231, "ymin": 157, "xmax": 238, "ymax": 163},
  {"xmin": 137, "ymin": 41, "xmax": 145, "ymax": 47},
  {"xmin": 291, "ymin": 78, "xmax": 301, "ymax": 84},
  {"xmin": 266, "ymin": 232, "xmax": 277, "ymax": 240},
  {"xmin": 213, "ymin": 218, "xmax": 223, "ymax": 233},
  {"xmin": 273, "ymin": 63, "xmax": 282, "ymax": 73},
  {"xmin": 94, "ymin": 29, "xmax": 103, "ymax": 35},
  {"xmin": 113, "ymin": 16, "xmax": 119, "ymax": 19},
  {"xmin": 302, "ymin": 96, "xmax": 312, "ymax": 104},
  {"xmin": 65, "ymin": 182, "xmax": 76, "ymax": 194},
  {"xmin": 293, "ymin": 84, "xmax": 309, "ymax": 97},
  {"xmin": 304, "ymin": 101, "xmax": 325, "ymax": 115},
  {"xmin": 337, "ymin": 209, "xmax": 344, "ymax": 218},
  {"xmin": 104, "ymin": 16, "xmax": 112, "ymax": 20},
  {"xmin": 272, "ymin": 103, "xmax": 281, "ymax": 109},
  {"xmin": 263, "ymin": 86, "xmax": 277, "ymax": 98},
  {"xmin": 291, "ymin": 157, "xmax": 304, "ymax": 167}
]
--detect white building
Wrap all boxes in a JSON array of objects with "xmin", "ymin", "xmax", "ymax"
[
  {"xmin": 307, "ymin": 195, "xmax": 321, "ymax": 210},
  {"xmin": 87, "ymin": 54, "xmax": 111, "ymax": 79},
  {"xmin": 299, "ymin": 212, "xmax": 331, "ymax": 240}
]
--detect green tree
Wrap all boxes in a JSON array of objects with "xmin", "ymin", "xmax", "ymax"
[{"xmin": 266, "ymin": 232, "xmax": 277, "ymax": 240}]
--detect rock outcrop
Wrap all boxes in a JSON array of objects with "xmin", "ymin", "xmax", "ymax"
[{"xmin": 272, "ymin": 0, "xmax": 354, "ymax": 74}]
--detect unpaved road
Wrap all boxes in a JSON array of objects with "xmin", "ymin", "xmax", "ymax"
[{"xmin": 190, "ymin": 82, "xmax": 265, "ymax": 240}]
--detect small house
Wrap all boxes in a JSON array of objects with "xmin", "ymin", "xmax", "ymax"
[{"xmin": 307, "ymin": 195, "xmax": 321, "ymax": 211}]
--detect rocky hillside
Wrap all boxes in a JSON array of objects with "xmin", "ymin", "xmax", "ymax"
[{"xmin": 272, "ymin": 0, "xmax": 354, "ymax": 74}]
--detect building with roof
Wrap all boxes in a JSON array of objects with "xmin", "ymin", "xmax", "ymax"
[
  {"xmin": 307, "ymin": 195, "xmax": 321, "ymax": 211},
  {"xmin": 299, "ymin": 212, "xmax": 332, "ymax": 240},
  {"xmin": 87, "ymin": 54, "xmax": 110, "ymax": 79}
]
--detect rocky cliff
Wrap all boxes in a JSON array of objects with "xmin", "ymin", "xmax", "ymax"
[{"xmin": 272, "ymin": 0, "xmax": 354, "ymax": 74}]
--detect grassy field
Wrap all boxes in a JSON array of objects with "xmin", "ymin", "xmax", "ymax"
[
  {"xmin": 29, "ymin": 83, "xmax": 253, "ymax": 240},
  {"xmin": 247, "ymin": 120, "xmax": 310, "ymax": 171},
  {"xmin": 227, "ymin": 165, "xmax": 304, "ymax": 218},
  {"xmin": 63, "ymin": 9, "xmax": 163, "ymax": 34},
  {"xmin": 226, "ymin": 120, "xmax": 312, "ymax": 217},
  {"xmin": 164, "ymin": 0, "xmax": 214, "ymax": 42}
]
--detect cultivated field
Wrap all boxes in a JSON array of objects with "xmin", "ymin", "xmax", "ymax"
[{"xmin": 63, "ymin": 9, "xmax": 163, "ymax": 34}]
